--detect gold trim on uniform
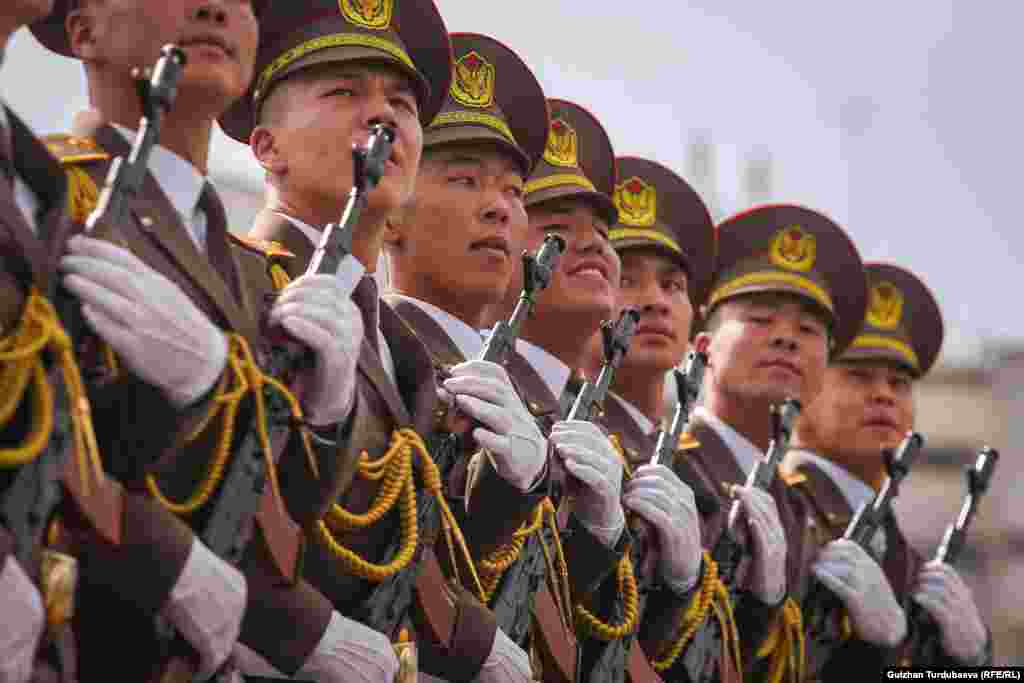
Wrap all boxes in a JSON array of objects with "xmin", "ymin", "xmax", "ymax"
[
  {"xmin": 254, "ymin": 33, "xmax": 414, "ymax": 102},
  {"xmin": 609, "ymin": 227, "xmax": 682, "ymax": 255},
  {"xmin": 428, "ymin": 110, "xmax": 517, "ymax": 145},
  {"xmin": 769, "ymin": 225, "xmax": 816, "ymax": 273},
  {"xmin": 865, "ymin": 281, "xmax": 904, "ymax": 330},
  {"xmin": 524, "ymin": 173, "xmax": 596, "ymax": 196},
  {"xmin": 613, "ymin": 176, "xmax": 657, "ymax": 227},
  {"xmin": 451, "ymin": 50, "xmax": 496, "ymax": 108},
  {"xmin": 709, "ymin": 270, "xmax": 834, "ymax": 314},
  {"xmin": 847, "ymin": 334, "xmax": 920, "ymax": 371},
  {"xmin": 339, "ymin": 0, "xmax": 393, "ymax": 30},
  {"xmin": 542, "ymin": 118, "xmax": 578, "ymax": 168}
]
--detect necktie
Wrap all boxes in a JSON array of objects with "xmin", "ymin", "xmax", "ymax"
[
  {"xmin": 0, "ymin": 114, "xmax": 15, "ymax": 193},
  {"xmin": 198, "ymin": 182, "xmax": 243, "ymax": 305},
  {"xmin": 351, "ymin": 275, "xmax": 380, "ymax": 355}
]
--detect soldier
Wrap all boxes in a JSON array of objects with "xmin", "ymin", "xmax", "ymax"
[
  {"xmin": 679, "ymin": 205, "xmax": 868, "ymax": 679},
  {"xmin": 382, "ymin": 30, "xmax": 554, "ymax": 658},
  {"xmin": 477, "ymin": 98, "xmax": 640, "ymax": 683},
  {"xmin": 219, "ymin": 3, "xmax": 536, "ymax": 681},
  {"xmin": 785, "ymin": 263, "xmax": 993, "ymax": 676},
  {"xmin": 30, "ymin": 1, "xmax": 377, "ymax": 680},
  {"xmin": 576, "ymin": 157, "xmax": 721, "ymax": 681}
]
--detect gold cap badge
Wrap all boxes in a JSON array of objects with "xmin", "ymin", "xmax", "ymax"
[
  {"xmin": 451, "ymin": 50, "xmax": 496, "ymax": 108},
  {"xmin": 866, "ymin": 281, "xmax": 904, "ymax": 329},
  {"xmin": 339, "ymin": 0, "xmax": 393, "ymax": 30},
  {"xmin": 543, "ymin": 118, "xmax": 579, "ymax": 167},
  {"xmin": 770, "ymin": 224, "xmax": 816, "ymax": 272},
  {"xmin": 613, "ymin": 176, "xmax": 657, "ymax": 227}
]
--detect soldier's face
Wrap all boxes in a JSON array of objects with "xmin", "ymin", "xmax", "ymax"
[
  {"xmin": 389, "ymin": 142, "xmax": 526, "ymax": 314},
  {"xmin": 616, "ymin": 248, "xmax": 693, "ymax": 374},
  {"xmin": 523, "ymin": 198, "xmax": 619, "ymax": 324},
  {"xmin": 797, "ymin": 360, "xmax": 915, "ymax": 474},
  {"xmin": 70, "ymin": 0, "xmax": 258, "ymax": 106},
  {"xmin": 258, "ymin": 62, "xmax": 422, "ymax": 219},
  {"xmin": 699, "ymin": 293, "xmax": 830, "ymax": 407}
]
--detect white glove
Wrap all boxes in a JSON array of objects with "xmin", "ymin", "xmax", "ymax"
[
  {"xmin": 737, "ymin": 486, "xmax": 788, "ymax": 605},
  {"xmin": 440, "ymin": 360, "xmax": 546, "ymax": 491},
  {"xmin": 61, "ymin": 235, "xmax": 228, "ymax": 409},
  {"xmin": 161, "ymin": 540, "xmax": 247, "ymax": 681},
  {"xmin": 474, "ymin": 628, "xmax": 533, "ymax": 683},
  {"xmin": 267, "ymin": 274, "xmax": 364, "ymax": 426},
  {"xmin": 912, "ymin": 560, "xmax": 988, "ymax": 664},
  {"xmin": 622, "ymin": 464, "xmax": 703, "ymax": 594},
  {"xmin": 549, "ymin": 420, "xmax": 625, "ymax": 548},
  {"xmin": 812, "ymin": 539, "xmax": 907, "ymax": 647},
  {"xmin": 0, "ymin": 556, "xmax": 45, "ymax": 683}
]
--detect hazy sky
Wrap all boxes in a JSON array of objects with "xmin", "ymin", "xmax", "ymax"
[{"xmin": 1, "ymin": 1, "xmax": 1017, "ymax": 365}]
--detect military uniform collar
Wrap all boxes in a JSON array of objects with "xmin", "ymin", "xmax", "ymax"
[
  {"xmin": 390, "ymin": 295, "xmax": 482, "ymax": 361},
  {"xmin": 513, "ymin": 337, "xmax": 572, "ymax": 401},
  {"xmin": 785, "ymin": 449, "xmax": 875, "ymax": 513},
  {"xmin": 111, "ymin": 124, "xmax": 207, "ymax": 241},
  {"xmin": 610, "ymin": 391, "xmax": 655, "ymax": 436},
  {"xmin": 693, "ymin": 406, "xmax": 762, "ymax": 477}
]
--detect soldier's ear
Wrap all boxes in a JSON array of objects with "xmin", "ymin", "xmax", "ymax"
[
  {"xmin": 383, "ymin": 210, "xmax": 407, "ymax": 250},
  {"xmin": 694, "ymin": 332, "xmax": 712, "ymax": 355},
  {"xmin": 67, "ymin": 7, "xmax": 97, "ymax": 60},
  {"xmin": 251, "ymin": 127, "xmax": 285, "ymax": 176}
]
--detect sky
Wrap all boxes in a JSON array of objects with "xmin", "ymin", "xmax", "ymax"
[{"xmin": 1, "ymin": 0, "xmax": 1018, "ymax": 366}]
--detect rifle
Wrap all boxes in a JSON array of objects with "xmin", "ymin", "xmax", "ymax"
[
  {"xmin": 479, "ymin": 233, "xmax": 566, "ymax": 364},
  {"xmin": 205, "ymin": 123, "xmax": 395, "ymax": 574},
  {"xmin": 632, "ymin": 352, "xmax": 708, "ymax": 580},
  {"xmin": 803, "ymin": 431, "xmax": 924, "ymax": 636},
  {"xmin": 710, "ymin": 398, "xmax": 801, "ymax": 590},
  {"xmin": 909, "ymin": 446, "xmax": 998, "ymax": 663},
  {"xmin": 84, "ymin": 45, "xmax": 187, "ymax": 244},
  {"xmin": 585, "ymin": 354, "xmax": 704, "ymax": 683}
]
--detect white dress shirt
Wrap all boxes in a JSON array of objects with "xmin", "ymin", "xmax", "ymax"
[
  {"xmin": 278, "ymin": 212, "xmax": 395, "ymax": 381},
  {"xmin": 693, "ymin": 406, "xmax": 763, "ymax": 478},
  {"xmin": 784, "ymin": 450, "xmax": 887, "ymax": 557},
  {"xmin": 112, "ymin": 125, "xmax": 209, "ymax": 253},
  {"xmin": 389, "ymin": 295, "xmax": 483, "ymax": 360}
]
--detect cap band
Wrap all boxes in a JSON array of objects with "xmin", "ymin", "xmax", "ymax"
[
  {"xmin": 847, "ymin": 334, "xmax": 920, "ymax": 372},
  {"xmin": 708, "ymin": 270, "xmax": 834, "ymax": 314},
  {"xmin": 255, "ymin": 32, "xmax": 416, "ymax": 101},
  {"xmin": 428, "ymin": 110, "xmax": 518, "ymax": 146},
  {"xmin": 610, "ymin": 227, "xmax": 682, "ymax": 255},
  {"xmin": 524, "ymin": 173, "xmax": 595, "ymax": 195}
]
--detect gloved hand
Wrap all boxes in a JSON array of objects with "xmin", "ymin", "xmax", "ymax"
[
  {"xmin": 913, "ymin": 560, "xmax": 989, "ymax": 664},
  {"xmin": 441, "ymin": 360, "xmax": 546, "ymax": 491},
  {"xmin": 812, "ymin": 539, "xmax": 907, "ymax": 647},
  {"xmin": 474, "ymin": 627, "xmax": 533, "ymax": 683},
  {"xmin": 61, "ymin": 235, "xmax": 228, "ymax": 409},
  {"xmin": 0, "ymin": 556, "xmax": 45, "ymax": 683},
  {"xmin": 297, "ymin": 611, "xmax": 399, "ymax": 682},
  {"xmin": 737, "ymin": 486, "xmax": 788, "ymax": 605},
  {"xmin": 268, "ymin": 274, "xmax": 364, "ymax": 426},
  {"xmin": 549, "ymin": 420, "xmax": 625, "ymax": 549},
  {"xmin": 623, "ymin": 464, "xmax": 703, "ymax": 594},
  {"xmin": 162, "ymin": 540, "xmax": 247, "ymax": 681}
]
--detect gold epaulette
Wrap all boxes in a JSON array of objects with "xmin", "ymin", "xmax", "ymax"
[
  {"xmin": 42, "ymin": 133, "xmax": 110, "ymax": 165},
  {"xmin": 43, "ymin": 134, "xmax": 107, "ymax": 224},
  {"xmin": 779, "ymin": 470, "xmax": 808, "ymax": 487},
  {"xmin": 228, "ymin": 233, "xmax": 295, "ymax": 260},
  {"xmin": 677, "ymin": 431, "xmax": 700, "ymax": 451}
]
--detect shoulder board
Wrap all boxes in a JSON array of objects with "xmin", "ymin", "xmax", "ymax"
[
  {"xmin": 780, "ymin": 470, "xmax": 808, "ymax": 487},
  {"xmin": 228, "ymin": 233, "xmax": 295, "ymax": 259},
  {"xmin": 42, "ymin": 133, "xmax": 110, "ymax": 165},
  {"xmin": 677, "ymin": 432, "xmax": 701, "ymax": 451}
]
